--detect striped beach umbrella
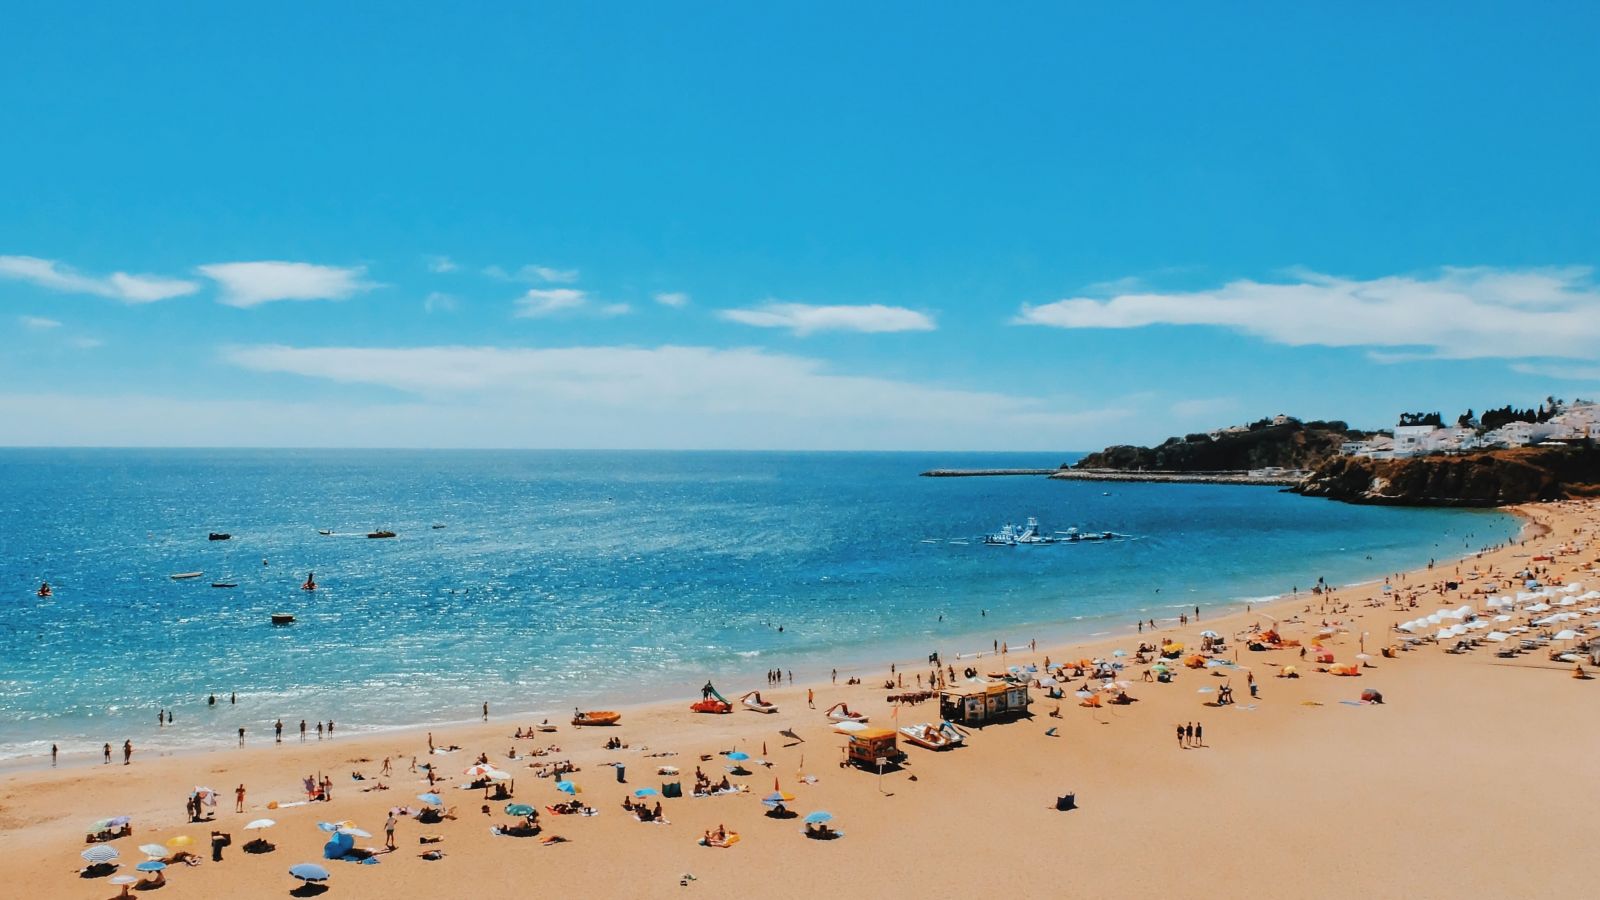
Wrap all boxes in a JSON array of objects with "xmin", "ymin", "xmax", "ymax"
[
  {"xmin": 81, "ymin": 845, "xmax": 120, "ymax": 864},
  {"xmin": 289, "ymin": 863, "xmax": 330, "ymax": 882}
]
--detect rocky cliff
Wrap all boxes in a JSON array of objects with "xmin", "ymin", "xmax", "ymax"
[
  {"xmin": 1072, "ymin": 421, "xmax": 1359, "ymax": 472},
  {"xmin": 1294, "ymin": 446, "xmax": 1600, "ymax": 506}
]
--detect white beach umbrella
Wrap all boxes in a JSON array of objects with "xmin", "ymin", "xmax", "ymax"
[
  {"xmin": 1485, "ymin": 631, "xmax": 1510, "ymax": 642},
  {"xmin": 244, "ymin": 819, "xmax": 276, "ymax": 830},
  {"xmin": 1554, "ymin": 629, "xmax": 1580, "ymax": 641},
  {"xmin": 1435, "ymin": 628, "xmax": 1454, "ymax": 641},
  {"xmin": 1494, "ymin": 615, "xmax": 1513, "ymax": 622}
]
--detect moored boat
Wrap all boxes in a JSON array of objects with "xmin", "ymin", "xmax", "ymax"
[
  {"xmin": 824, "ymin": 702, "xmax": 869, "ymax": 723},
  {"xmin": 270, "ymin": 612, "xmax": 296, "ymax": 625},
  {"xmin": 367, "ymin": 530, "xmax": 396, "ymax": 539},
  {"xmin": 208, "ymin": 532, "xmax": 231, "ymax": 541},
  {"xmin": 740, "ymin": 691, "xmax": 778, "ymax": 714},
  {"xmin": 211, "ymin": 581, "xmax": 237, "ymax": 588},
  {"xmin": 170, "ymin": 571, "xmax": 204, "ymax": 580},
  {"xmin": 572, "ymin": 710, "xmax": 621, "ymax": 726}
]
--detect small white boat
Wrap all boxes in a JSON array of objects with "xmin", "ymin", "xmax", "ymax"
[
  {"xmin": 900, "ymin": 722, "xmax": 965, "ymax": 750},
  {"xmin": 740, "ymin": 691, "xmax": 778, "ymax": 714},
  {"xmin": 824, "ymin": 702, "xmax": 869, "ymax": 724},
  {"xmin": 170, "ymin": 571, "xmax": 204, "ymax": 580}
]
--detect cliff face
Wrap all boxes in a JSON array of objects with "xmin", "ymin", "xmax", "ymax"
[
  {"xmin": 1073, "ymin": 422, "xmax": 1357, "ymax": 472},
  {"xmin": 1294, "ymin": 446, "xmax": 1600, "ymax": 506}
]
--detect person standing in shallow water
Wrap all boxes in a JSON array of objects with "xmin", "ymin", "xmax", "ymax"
[{"xmin": 123, "ymin": 739, "xmax": 132, "ymax": 764}]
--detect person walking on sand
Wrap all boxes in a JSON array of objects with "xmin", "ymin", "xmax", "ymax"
[
  {"xmin": 1195, "ymin": 722, "xmax": 1204, "ymax": 747},
  {"xmin": 235, "ymin": 784, "xmax": 246, "ymax": 813},
  {"xmin": 385, "ymin": 811, "xmax": 397, "ymax": 850},
  {"xmin": 807, "ymin": 688, "xmax": 814, "ymax": 708},
  {"xmin": 1176, "ymin": 724, "xmax": 1184, "ymax": 749},
  {"xmin": 123, "ymin": 739, "xmax": 132, "ymax": 765},
  {"xmin": 1184, "ymin": 722, "xmax": 1194, "ymax": 748},
  {"xmin": 381, "ymin": 756, "xmax": 392, "ymax": 776}
]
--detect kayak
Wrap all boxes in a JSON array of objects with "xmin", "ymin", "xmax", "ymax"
[{"xmin": 170, "ymin": 572, "xmax": 203, "ymax": 580}]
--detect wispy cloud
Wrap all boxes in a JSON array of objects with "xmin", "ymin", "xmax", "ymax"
[
  {"xmin": 1511, "ymin": 362, "xmax": 1600, "ymax": 381},
  {"xmin": 217, "ymin": 343, "xmax": 1122, "ymax": 449},
  {"xmin": 0, "ymin": 255, "xmax": 199, "ymax": 303},
  {"xmin": 68, "ymin": 336, "xmax": 105, "ymax": 350},
  {"xmin": 199, "ymin": 261, "xmax": 377, "ymax": 308},
  {"xmin": 18, "ymin": 315, "xmax": 62, "ymax": 329},
  {"xmin": 486, "ymin": 264, "xmax": 580, "ymax": 284},
  {"xmin": 426, "ymin": 255, "xmax": 458, "ymax": 273},
  {"xmin": 1015, "ymin": 266, "xmax": 1600, "ymax": 360},
  {"xmin": 514, "ymin": 288, "xmax": 589, "ymax": 318},
  {"xmin": 654, "ymin": 291, "xmax": 690, "ymax": 308},
  {"xmin": 719, "ymin": 302, "xmax": 936, "ymax": 336},
  {"xmin": 424, "ymin": 291, "xmax": 459, "ymax": 313}
]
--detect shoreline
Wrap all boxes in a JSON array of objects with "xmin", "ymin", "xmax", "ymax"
[{"xmin": 3, "ymin": 505, "xmax": 1522, "ymax": 769}]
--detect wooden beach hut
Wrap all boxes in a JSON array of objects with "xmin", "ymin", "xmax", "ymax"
[{"xmin": 938, "ymin": 681, "xmax": 1031, "ymax": 726}]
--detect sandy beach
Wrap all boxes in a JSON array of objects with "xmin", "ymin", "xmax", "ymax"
[{"xmin": 7, "ymin": 499, "xmax": 1598, "ymax": 900}]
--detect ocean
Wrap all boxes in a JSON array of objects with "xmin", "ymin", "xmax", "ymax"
[{"xmin": 0, "ymin": 449, "xmax": 1519, "ymax": 760}]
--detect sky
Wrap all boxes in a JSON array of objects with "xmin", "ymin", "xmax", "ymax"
[{"xmin": 2, "ymin": 3, "xmax": 1598, "ymax": 450}]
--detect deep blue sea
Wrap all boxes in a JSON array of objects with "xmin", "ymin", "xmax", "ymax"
[{"xmin": 0, "ymin": 449, "xmax": 1518, "ymax": 760}]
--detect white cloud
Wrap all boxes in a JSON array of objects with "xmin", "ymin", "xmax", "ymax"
[
  {"xmin": 68, "ymin": 336, "xmax": 104, "ymax": 350},
  {"xmin": 598, "ymin": 302, "xmax": 632, "ymax": 317},
  {"xmin": 427, "ymin": 255, "xmax": 458, "ymax": 273},
  {"xmin": 198, "ymin": 261, "xmax": 377, "ymax": 308},
  {"xmin": 1015, "ymin": 266, "xmax": 1600, "ymax": 361},
  {"xmin": 486, "ymin": 264, "xmax": 580, "ymax": 284},
  {"xmin": 424, "ymin": 292, "xmax": 459, "ymax": 313},
  {"xmin": 514, "ymin": 288, "xmax": 589, "ymax": 318},
  {"xmin": 0, "ymin": 255, "xmax": 199, "ymax": 303},
  {"xmin": 654, "ymin": 291, "xmax": 690, "ymax": 308},
  {"xmin": 213, "ymin": 343, "xmax": 1124, "ymax": 449},
  {"xmin": 719, "ymin": 302, "xmax": 937, "ymax": 336},
  {"xmin": 19, "ymin": 315, "xmax": 61, "ymax": 329},
  {"xmin": 1511, "ymin": 362, "xmax": 1600, "ymax": 381}
]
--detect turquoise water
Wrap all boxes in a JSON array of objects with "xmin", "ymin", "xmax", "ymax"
[{"xmin": 0, "ymin": 449, "xmax": 1518, "ymax": 759}]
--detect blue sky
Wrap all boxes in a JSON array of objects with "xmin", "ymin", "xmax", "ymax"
[{"xmin": 2, "ymin": 3, "xmax": 1597, "ymax": 449}]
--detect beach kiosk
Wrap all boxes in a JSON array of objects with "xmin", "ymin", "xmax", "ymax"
[
  {"xmin": 938, "ymin": 681, "xmax": 1031, "ymax": 727},
  {"xmin": 841, "ymin": 727, "xmax": 906, "ymax": 769}
]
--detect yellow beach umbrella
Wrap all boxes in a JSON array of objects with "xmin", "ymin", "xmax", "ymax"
[{"xmin": 165, "ymin": 835, "xmax": 193, "ymax": 849}]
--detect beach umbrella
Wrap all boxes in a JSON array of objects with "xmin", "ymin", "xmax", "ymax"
[
  {"xmin": 1074, "ymin": 690, "xmax": 1093, "ymax": 699},
  {"xmin": 556, "ymin": 781, "xmax": 579, "ymax": 794},
  {"xmin": 417, "ymin": 793, "xmax": 442, "ymax": 806},
  {"xmin": 138, "ymin": 844, "xmax": 169, "ymax": 859},
  {"xmin": 1554, "ymin": 629, "xmax": 1580, "ymax": 641},
  {"xmin": 485, "ymin": 769, "xmax": 513, "ymax": 782},
  {"xmin": 1199, "ymin": 630, "xmax": 1220, "ymax": 639},
  {"xmin": 762, "ymin": 790, "xmax": 796, "ymax": 805},
  {"xmin": 633, "ymin": 787, "xmax": 659, "ymax": 798},
  {"xmin": 244, "ymin": 819, "xmax": 276, "ymax": 831},
  {"xmin": 1112, "ymin": 649, "xmax": 1127, "ymax": 657},
  {"xmin": 505, "ymin": 804, "xmax": 535, "ymax": 817},
  {"xmin": 81, "ymin": 845, "xmax": 120, "ymax": 864},
  {"xmin": 90, "ymin": 816, "xmax": 131, "ymax": 832},
  {"xmin": 462, "ymin": 764, "xmax": 496, "ymax": 778},
  {"xmin": 289, "ymin": 863, "xmax": 330, "ymax": 883},
  {"xmin": 1485, "ymin": 632, "xmax": 1510, "ymax": 642},
  {"xmin": 803, "ymin": 811, "xmax": 833, "ymax": 824},
  {"xmin": 1037, "ymin": 676, "xmax": 1057, "ymax": 687},
  {"xmin": 164, "ymin": 836, "xmax": 193, "ymax": 850},
  {"xmin": 109, "ymin": 874, "xmax": 138, "ymax": 888},
  {"xmin": 135, "ymin": 861, "xmax": 166, "ymax": 873},
  {"xmin": 337, "ymin": 826, "xmax": 372, "ymax": 838},
  {"xmin": 727, "ymin": 751, "xmax": 750, "ymax": 761},
  {"xmin": 315, "ymin": 821, "xmax": 344, "ymax": 833},
  {"xmin": 1434, "ymin": 629, "xmax": 1454, "ymax": 641}
]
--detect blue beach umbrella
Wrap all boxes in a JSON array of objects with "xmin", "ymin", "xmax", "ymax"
[
  {"xmin": 417, "ymin": 793, "xmax": 442, "ymax": 806},
  {"xmin": 803, "ymin": 811, "xmax": 833, "ymax": 824},
  {"xmin": 726, "ymin": 751, "xmax": 749, "ymax": 761},
  {"xmin": 633, "ymin": 787, "xmax": 658, "ymax": 798},
  {"xmin": 315, "ymin": 821, "xmax": 341, "ymax": 833},
  {"xmin": 505, "ymin": 804, "xmax": 535, "ymax": 817},
  {"xmin": 135, "ymin": 860, "xmax": 166, "ymax": 872},
  {"xmin": 81, "ymin": 845, "xmax": 120, "ymax": 864},
  {"xmin": 555, "ymin": 781, "xmax": 578, "ymax": 794},
  {"xmin": 1112, "ymin": 649, "xmax": 1128, "ymax": 658},
  {"xmin": 290, "ymin": 863, "xmax": 331, "ymax": 882}
]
